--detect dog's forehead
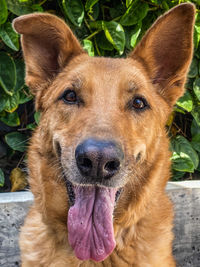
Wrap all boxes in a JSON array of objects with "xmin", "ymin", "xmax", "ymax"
[
  {"xmin": 63, "ymin": 56, "xmax": 148, "ymax": 89},
  {"xmin": 47, "ymin": 56, "xmax": 150, "ymax": 105}
]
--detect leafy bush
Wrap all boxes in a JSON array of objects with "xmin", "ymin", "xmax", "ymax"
[{"xmin": 0, "ymin": 0, "xmax": 200, "ymax": 191}]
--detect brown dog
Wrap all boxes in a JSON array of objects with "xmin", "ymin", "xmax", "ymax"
[{"xmin": 13, "ymin": 3, "xmax": 194, "ymax": 266}]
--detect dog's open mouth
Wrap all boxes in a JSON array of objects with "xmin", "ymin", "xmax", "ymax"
[{"xmin": 66, "ymin": 180, "xmax": 122, "ymax": 262}]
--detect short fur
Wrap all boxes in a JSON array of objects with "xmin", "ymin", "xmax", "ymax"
[{"xmin": 13, "ymin": 3, "xmax": 195, "ymax": 266}]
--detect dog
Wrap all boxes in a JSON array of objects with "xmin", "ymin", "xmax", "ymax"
[{"xmin": 13, "ymin": 3, "xmax": 195, "ymax": 266}]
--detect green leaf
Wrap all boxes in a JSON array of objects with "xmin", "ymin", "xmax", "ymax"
[
  {"xmin": 172, "ymin": 154, "xmax": 194, "ymax": 173},
  {"xmin": 191, "ymin": 134, "xmax": 200, "ymax": 153},
  {"xmin": 0, "ymin": 111, "xmax": 20, "ymax": 126},
  {"xmin": 87, "ymin": 2, "xmax": 99, "ymax": 21},
  {"xmin": 150, "ymin": 0, "xmax": 161, "ymax": 3},
  {"xmin": 91, "ymin": 3, "xmax": 99, "ymax": 20},
  {"xmin": 14, "ymin": 60, "xmax": 25, "ymax": 92},
  {"xmin": 62, "ymin": 0, "xmax": 84, "ymax": 27},
  {"xmin": 96, "ymin": 33, "xmax": 114, "ymax": 51},
  {"xmin": 171, "ymin": 170, "xmax": 185, "ymax": 181},
  {"xmin": 85, "ymin": 0, "xmax": 99, "ymax": 11},
  {"xmin": 176, "ymin": 90, "xmax": 193, "ymax": 112},
  {"xmin": 0, "ymin": 91, "xmax": 8, "ymax": 112},
  {"xmin": 130, "ymin": 22, "xmax": 142, "ymax": 48},
  {"xmin": 194, "ymin": 25, "xmax": 200, "ymax": 49},
  {"xmin": 18, "ymin": 89, "xmax": 33, "ymax": 104},
  {"xmin": 188, "ymin": 58, "xmax": 198, "ymax": 78},
  {"xmin": 0, "ymin": 0, "xmax": 8, "ymax": 25},
  {"xmin": 126, "ymin": 0, "xmax": 133, "ymax": 8},
  {"xmin": 34, "ymin": 111, "xmax": 40, "ymax": 125},
  {"xmin": 186, "ymin": 77, "xmax": 194, "ymax": 90},
  {"xmin": 0, "ymin": 22, "xmax": 19, "ymax": 51},
  {"xmin": 110, "ymin": 4, "xmax": 125, "ymax": 19},
  {"xmin": 192, "ymin": 105, "xmax": 200, "ymax": 127},
  {"xmin": 6, "ymin": 0, "xmax": 33, "ymax": 16},
  {"xmin": 193, "ymin": 0, "xmax": 200, "ymax": 6},
  {"xmin": 82, "ymin": 39, "xmax": 94, "ymax": 56},
  {"xmin": 31, "ymin": 4, "xmax": 43, "ymax": 12},
  {"xmin": 5, "ymin": 132, "xmax": 27, "ymax": 152},
  {"xmin": 0, "ymin": 168, "xmax": 5, "ymax": 187},
  {"xmin": 198, "ymin": 59, "xmax": 200, "ymax": 73},
  {"xmin": 125, "ymin": 23, "xmax": 142, "ymax": 50},
  {"xmin": 193, "ymin": 77, "xmax": 200, "ymax": 101},
  {"xmin": 191, "ymin": 119, "xmax": 200, "ymax": 137},
  {"xmin": 173, "ymin": 107, "xmax": 185, "ymax": 114},
  {"xmin": 75, "ymin": 23, "xmax": 89, "ymax": 40},
  {"xmin": 4, "ymin": 92, "xmax": 19, "ymax": 113},
  {"xmin": 102, "ymin": 21, "xmax": 125, "ymax": 55},
  {"xmin": 0, "ymin": 52, "xmax": 16, "ymax": 96},
  {"xmin": 120, "ymin": 1, "xmax": 149, "ymax": 26},
  {"xmin": 161, "ymin": 1, "xmax": 169, "ymax": 10},
  {"xmin": 197, "ymin": 160, "xmax": 200, "ymax": 172},
  {"xmin": 171, "ymin": 135, "xmax": 199, "ymax": 172},
  {"xmin": 26, "ymin": 123, "xmax": 36, "ymax": 130}
]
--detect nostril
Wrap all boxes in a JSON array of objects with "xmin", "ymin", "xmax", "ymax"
[
  {"xmin": 81, "ymin": 158, "xmax": 92, "ymax": 169},
  {"xmin": 104, "ymin": 160, "xmax": 120, "ymax": 172},
  {"xmin": 77, "ymin": 157, "xmax": 93, "ymax": 174}
]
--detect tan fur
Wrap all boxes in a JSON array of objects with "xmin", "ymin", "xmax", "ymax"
[{"xmin": 13, "ymin": 3, "xmax": 195, "ymax": 266}]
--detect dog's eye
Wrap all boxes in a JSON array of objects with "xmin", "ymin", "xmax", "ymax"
[
  {"xmin": 132, "ymin": 97, "xmax": 148, "ymax": 110},
  {"xmin": 62, "ymin": 90, "xmax": 77, "ymax": 104}
]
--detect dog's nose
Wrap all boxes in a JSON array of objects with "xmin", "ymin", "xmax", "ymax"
[{"xmin": 75, "ymin": 139, "xmax": 124, "ymax": 181}]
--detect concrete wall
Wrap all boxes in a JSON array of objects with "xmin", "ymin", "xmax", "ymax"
[
  {"xmin": 168, "ymin": 181, "xmax": 200, "ymax": 267},
  {"xmin": 0, "ymin": 192, "xmax": 33, "ymax": 267},
  {"xmin": 0, "ymin": 181, "xmax": 199, "ymax": 267}
]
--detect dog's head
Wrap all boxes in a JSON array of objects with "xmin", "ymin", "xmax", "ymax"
[{"xmin": 13, "ymin": 4, "xmax": 194, "ymax": 262}]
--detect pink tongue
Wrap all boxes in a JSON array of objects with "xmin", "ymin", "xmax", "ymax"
[{"xmin": 67, "ymin": 186, "xmax": 117, "ymax": 262}]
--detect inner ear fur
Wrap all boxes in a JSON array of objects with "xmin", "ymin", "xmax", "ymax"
[
  {"xmin": 12, "ymin": 13, "xmax": 84, "ymax": 95},
  {"xmin": 130, "ymin": 3, "xmax": 195, "ymax": 106}
]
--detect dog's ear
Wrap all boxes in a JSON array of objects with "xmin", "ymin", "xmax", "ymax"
[
  {"xmin": 13, "ymin": 13, "xmax": 84, "ymax": 95},
  {"xmin": 130, "ymin": 3, "xmax": 195, "ymax": 106}
]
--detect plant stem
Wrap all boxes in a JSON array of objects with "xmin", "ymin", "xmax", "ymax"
[
  {"xmin": 86, "ymin": 30, "xmax": 100, "ymax": 40},
  {"xmin": 94, "ymin": 37, "xmax": 101, "ymax": 56}
]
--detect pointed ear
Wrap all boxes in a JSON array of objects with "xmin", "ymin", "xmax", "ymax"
[
  {"xmin": 130, "ymin": 3, "xmax": 195, "ymax": 106},
  {"xmin": 12, "ymin": 13, "xmax": 84, "ymax": 95}
]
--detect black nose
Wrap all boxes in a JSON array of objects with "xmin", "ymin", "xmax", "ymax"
[{"xmin": 75, "ymin": 139, "xmax": 124, "ymax": 181}]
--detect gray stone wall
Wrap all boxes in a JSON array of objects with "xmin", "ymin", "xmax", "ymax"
[
  {"xmin": 0, "ymin": 181, "xmax": 199, "ymax": 266},
  {"xmin": 0, "ymin": 192, "xmax": 33, "ymax": 267},
  {"xmin": 168, "ymin": 181, "xmax": 200, "ymax": 267}
]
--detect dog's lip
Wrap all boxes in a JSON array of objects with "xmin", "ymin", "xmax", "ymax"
[
  {"xmin": 65, "ymin": 179, "xmax": 76, "ymax": 206},
  {"xmin": 65, "ymin": 179, "xmax": 122, "ymax": 206}
]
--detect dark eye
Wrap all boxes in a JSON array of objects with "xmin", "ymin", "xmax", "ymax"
[
  {"xmin": 132, "ymin": 97, "xmax": 148, "ymax": 110},
  {"xmin": 62, "ymin": 89, "xmax": 77, "ymax": 104}
]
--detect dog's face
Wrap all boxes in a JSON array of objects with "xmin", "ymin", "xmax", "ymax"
[
  {"xmin": 42, "ymin": 56, "xmax": 168, "ymax": 189},
  {"xmin": 13, "ymin": 3, "xmax": 194, "ymax": 263}
]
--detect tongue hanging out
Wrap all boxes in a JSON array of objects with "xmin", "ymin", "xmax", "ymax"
[{"xmin": 67, "ymin": 186, "xmax": 117, "ymax": 262}]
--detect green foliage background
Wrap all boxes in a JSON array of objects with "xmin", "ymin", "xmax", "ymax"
[{"xmin": 0, "ymin": 0, "xmax": 200, "ymax": 189}]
